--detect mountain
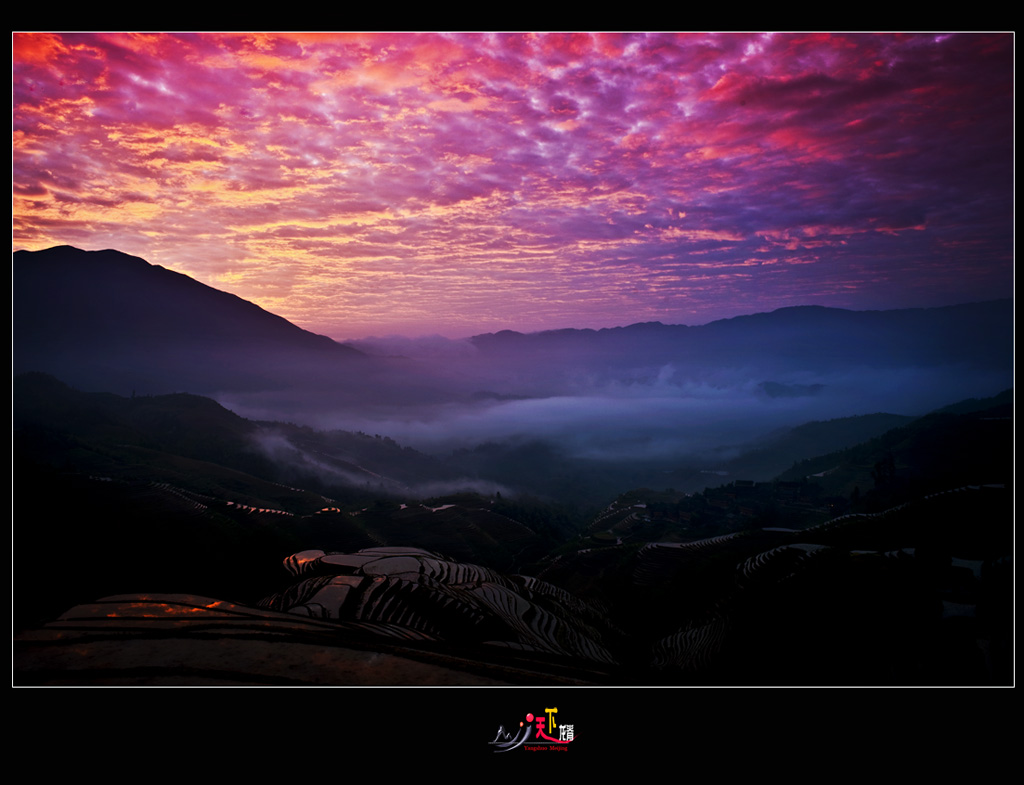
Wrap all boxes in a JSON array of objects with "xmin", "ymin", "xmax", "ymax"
[
  {"xmin": 11, "ymin": 372, "xmax": 582, "ymax": 644},
  {"xmin": 13, "ymin": 245, "xmax": 365, "ymax": 396},
  {"xmin": 15, "ymin": 245, "xmax": 1012, "ymax": 423},
  {"xmin": 12, "ymin": 245, "xmax": 1014, "ymax": 684},
  {"xmin": 13, "ymin": 368, "xmax": 1013, "ymax": 684},
  {"xmin": 15, "ymin": 448, "xmax": 1013, "ymax": 685},
  {"xmin": 707, "ymin": 412, "xmax": 919, "ymax": 483},
  {"xmin": 469, "ymin": 301, "xmax": 1014, "ymax": 375},
  {"xmin": 12, "ymin": 371, "xmax": 458, "ymax": 507},
  {"xmin": 775, "ymin": 389, "xmax": 1013, "ymax": 504}
]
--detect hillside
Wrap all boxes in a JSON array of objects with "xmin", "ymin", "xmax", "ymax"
[
  {"xmin": 14, "ymin": 245, "xmax": 365, "ymax": 395},
  {"xmin": 776, "ymin": 389, "xmax": 1013, "ymax": 506},
  {"xmin": 11, "ymin": 245, "xmax": 1014, "ymax": 685},
  {"xmin": 13, "ymin": 371, "xmax": 1014, "ymax": 684}
]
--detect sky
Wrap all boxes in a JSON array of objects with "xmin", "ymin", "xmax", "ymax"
[{"xmin": 12, "ymin": 32, "xmax": 1015, "ymax": 339}]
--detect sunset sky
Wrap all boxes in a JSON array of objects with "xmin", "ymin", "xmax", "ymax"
[{"xmin": 12, "ymin": 32, "xmax": 1014, "ymax": 339}]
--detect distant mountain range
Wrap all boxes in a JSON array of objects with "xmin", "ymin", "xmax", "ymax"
[
  {"xmin": 14, "ymin": 245, "xmax": 1013, "ymax": 403},
  {"xmin": 468, "ymin": 300, "xmax": 1013, "ymax": 375},
  {"xmin": 13, "ymin": 245, "xmax": 1014, "ymax": 685}
]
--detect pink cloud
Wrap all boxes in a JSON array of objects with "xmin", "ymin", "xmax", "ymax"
[{"xmin": 12, "ymin": 32, "xmax": 1013, "ymax": 337}]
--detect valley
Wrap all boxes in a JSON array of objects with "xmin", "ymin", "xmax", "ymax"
[
  {"xmin": 11, "ymin": 246, "xmax": 1014, "ymax": 687},
  {"xmin": 13, "ymin": 372, "xmax": 1013, "ymax": 686}
]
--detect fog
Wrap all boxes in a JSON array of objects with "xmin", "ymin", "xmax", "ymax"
[
  {"xmin": 249, "ymin": 427, "xmax": 515, "ymax": 499},
  {"xmin": 218, "ymin": 332, "xmax": 1011, "ymax": 482},
  {"xmin": 17, "ymin": 247, "xmax": 1011, "ymax": 500}
]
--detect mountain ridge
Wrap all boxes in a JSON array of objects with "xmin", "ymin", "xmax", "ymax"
[
  {"xmin": 14, "ymin": 245, "xmax": 361, "ymax": 351},
  {"xmin": 18, "ymin": 244, "xmax": 1011, "ymax": 355},
  {"xmin": 14, "ymin": 245, "xmax": 366, "ymax": 396},
  {"xmin": 467, "ymin": 300, "xmax": 1013, "ymax": 340},
  {"xmin": 13, "ymin": 244, "xmax": 1014, "ymax": 454}
]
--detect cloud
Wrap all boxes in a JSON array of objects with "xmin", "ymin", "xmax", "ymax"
[
  {"xmin": 13, "ymin": 33, "xmax": 1013, "ymax": 337},
  {"xmin": 248, "ymin": 425, "xmax": 514, "ymax": 499}
]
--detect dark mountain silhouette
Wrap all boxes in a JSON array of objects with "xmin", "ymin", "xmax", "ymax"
[
  {"xmin": 707, "ymin": 412, "xmax": 918, "ymax": 483},
  {"xmin": 11, "ymin": 244, "xmax": 1014, "ymax": 685},
  {"xmin": 776, "ymin": 389, "xmax": 1013, "ymax": 504},
  {"xmin": 12, "ymin": 371, "xmax": 460, "ymax": 507},
  {"xmin": 16, "ymin": 245, "xmax": 1012, "ymax": 406},
  {"xmin": 468, "ymin": 301, "xmax": 1013, "ymax": 375},
  {"xmin": 14, "ymin": 245, "xmax": 366, "ymax": 396}
]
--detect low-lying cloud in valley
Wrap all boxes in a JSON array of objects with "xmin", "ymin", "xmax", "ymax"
[{"xmin": 220, "ymin": 348, "xmax": 1011, "ymax": 485}]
